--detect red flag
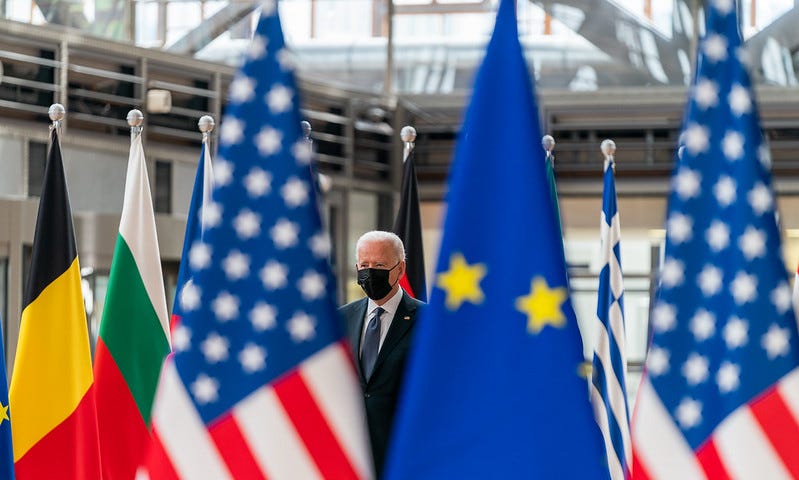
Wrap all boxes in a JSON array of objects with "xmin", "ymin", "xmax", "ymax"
[{"xmin": 392, "ymin": 148, "xmax": 427, "ymax": 301}]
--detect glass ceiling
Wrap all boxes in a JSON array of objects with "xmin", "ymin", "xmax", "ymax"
[{"xmin": 3, "ymin": 0, "xmax": 797, "ymax": 94}]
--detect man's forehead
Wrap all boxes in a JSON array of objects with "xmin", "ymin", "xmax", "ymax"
[{"xmin": 357, "ymin": 241, "xmax": 394, "ymax": 259}]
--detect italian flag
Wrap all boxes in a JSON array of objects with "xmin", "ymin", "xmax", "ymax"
[{"xmin": 93, "ymin": 132, "xmax": 171, "ymax": 479}]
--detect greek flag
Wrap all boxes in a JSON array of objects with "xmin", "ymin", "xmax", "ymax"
[{"xmin": 591, "ymin": 153, "xmax": 631, "ymax": 480}]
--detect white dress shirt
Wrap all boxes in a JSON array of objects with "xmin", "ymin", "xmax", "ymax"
[{"xmin": 360, "ymin": 288, "xmax": 404, "ymax": 355}]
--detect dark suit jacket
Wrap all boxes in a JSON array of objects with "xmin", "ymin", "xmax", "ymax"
[{"xmin": 339, "ymin": 292, "xmax": 423, "ymax": 478}]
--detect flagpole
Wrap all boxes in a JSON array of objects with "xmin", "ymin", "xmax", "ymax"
[
  {"xmin": 127, "ymin": 108, "xmax": 144, "ymax": 139},
  {"xmin": 199, "ymin": 115, "xmax": 216, "ymax": 230},
  {"xmin": 542, "ymin": 134, "xmax": 555, "ymax": 163},
  {"xmin": 401, "ymin": 125, "xmax": 415, "ymax": 162},
  {"xmin": 48, "ymin": 103, "xmax": 64, "ymax": 140},
  {"xmin": 541, "ymin": 133, "xmax": 566, "ymax": 250},
  {"xmin": 601, "ymin": 138, "xmax": 616, "ymax": 172},
  {"xmin": 301, "ymin": 120, "xmax": 312, "ymax": 149},
  {"xmin": 199, "ymin": 114, "xmax": 215, "ymax": 146},
  {"xmin": 305, "ymin": 120, "xmax": 332, "ymax": 193}
]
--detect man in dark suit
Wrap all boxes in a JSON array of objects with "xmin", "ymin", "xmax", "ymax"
[{"xmin": 340, "ymin": 230, "xmax": 424, "ymax": 478}]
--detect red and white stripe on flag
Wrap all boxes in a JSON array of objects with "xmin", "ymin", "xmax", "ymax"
[
  {"xmin": 631, "ymin": 368, "xmax": 799, "ymax": 479},
  {"xmin": 137, "ymin": 342, "xmax": 373, "ymax": 480},
  {"xmin": 793, "ymin": 267, "xmax": 799, "ymax": 324}
]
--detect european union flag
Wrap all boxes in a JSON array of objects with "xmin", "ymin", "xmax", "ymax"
[
  {"xmin": 383, "ymin": 0, "xmax": 609, "ymax": 477},
  {"xmin": 0, "ymin": 318, "xmax": 13, "ymax": 480}
]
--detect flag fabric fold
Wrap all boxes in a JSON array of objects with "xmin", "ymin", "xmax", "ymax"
[
  {"xmin": 383, "ymin": 0, "xmax": 609, "ymax": 477},
  {"xmin": 631, "ymin": 4, "xmax": 799, "ymax": 479},
  {"xmin": 591, "ymin": 158, "xmax": 631, "ymax": 480},
  {"xmin": 171, "ymin": 138, "xmax": 215, "ymax": 332},
  {"xmin": 0, "ymin": 317, "xmax": 14, "ymax": 480},
  {"xmin": 10, "ymin": 127, "xmax": 101, "ymax": 479},
  {"xmin": 392, "ymin": 147, "xmax": 427, "ymax": 301},
  {"xmin": 138, "ymin": 2, "xmax": 372, "ymax": 478},
  {"xmin": 93, "ymin": 131, "xmax": 171, "ymax": 479}
]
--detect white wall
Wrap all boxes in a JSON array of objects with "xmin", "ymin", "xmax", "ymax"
[
  {"xmin": 0, "ymin": 136, "xmax": 24, "ymax": 196},
  {"xmin": 62, "ymin": 145, "xmax": 128, "ymax": 214}
]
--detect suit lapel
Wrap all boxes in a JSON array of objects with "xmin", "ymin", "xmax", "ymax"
[
  {"xmin": 370, "ymin": 293, "xmax": 416, "ymax": 380},
  {"xmin": 348, "ymin": 298, "xmax": 369, "ymax": 382}
]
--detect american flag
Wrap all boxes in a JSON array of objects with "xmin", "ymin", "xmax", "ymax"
[
  {"xmin": 793, "ymin": 263, "xmax": 799, "ymax": 322},
  {"xmin": 591, "ymin": 150, "xmax": 631, "ymax": 480},
  {"xmin": 138, "ymin": 2, "xmax": 373, "ymax": 478},
  {"xmin": 631, "ymin": 2, "xmax": 799, "ymax": 478},
  {"xmin": 170, "ymin": 129, "xmax": 214, "ymax": 332}
]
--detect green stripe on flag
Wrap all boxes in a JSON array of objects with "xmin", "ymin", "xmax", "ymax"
[
  {"xmin": 545, "ymin": 157, "xmax": 563, "ymax": 238},
  {"xmin": 98, "ymin": 234, "xmax": 170, "ymax": 425}
]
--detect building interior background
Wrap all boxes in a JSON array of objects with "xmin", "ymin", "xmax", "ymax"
[{"xmin": 0, "ymin": 0, "xmax": 798, "ymax": 405}]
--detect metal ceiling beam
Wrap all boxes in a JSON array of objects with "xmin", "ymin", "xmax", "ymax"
[
  {"xmin": 167, "ymin": 1, "xmax": 258, "ymax": 56},
  {"xmin": 33, "ymin": 0, "xmax": 88, "ymax": 30},
  {"xmin": 744, "ymin": 7, "xmax": 799, "ymax": 85},
  {"xmin": 536, "ymin": 0, "xmax": 692, "ymax": 86}
]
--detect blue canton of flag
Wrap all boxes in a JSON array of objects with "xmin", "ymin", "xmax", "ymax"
[
  {"xmin": 631, "ymin": 2, "xmax": 799, "ymax": 479},
  {"xmin": 139, "ymin": 2, "xmax": 372, "ymax": 478},
  {"xmin": 0, "ymin": 317, "xmax": 13, "ymax": 480},
  {"xmin": 383, "ymin": 0, "xmax": 609, "ymax": 477},
  {"xmin": 591, "ymin": 152, "xmax": 631, "ymax": 480}
]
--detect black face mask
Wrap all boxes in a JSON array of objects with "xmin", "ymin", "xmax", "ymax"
[{"xmin": 357, "ymin": 262, "xmax": 400, "ymax": 300}]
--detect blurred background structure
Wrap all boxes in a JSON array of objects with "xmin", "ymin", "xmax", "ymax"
[{"xmin": 2, "ymin": 0, "xmax": 799, "ymax": 405}]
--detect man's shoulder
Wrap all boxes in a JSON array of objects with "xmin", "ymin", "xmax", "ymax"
[
  {"xmin": 338, "ymin": 297, "xmax": 367, "ymax": 313},
  {"xmin": 401, "ymin": 292, "xmax": 427, "ymax": 311}
]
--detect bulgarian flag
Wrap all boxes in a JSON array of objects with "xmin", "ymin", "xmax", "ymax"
[
  {"xmin": 93, "ymin": 129, "xmax": 171, "ymax": 479},
  {"xmin": 10, "ymin": 127, "xmax": 101, "ymax": 478}
]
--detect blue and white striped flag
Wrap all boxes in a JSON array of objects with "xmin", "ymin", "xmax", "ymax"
[{"xmin": 591, "ymin": 152, "xmax": 631, "ymax": 480}]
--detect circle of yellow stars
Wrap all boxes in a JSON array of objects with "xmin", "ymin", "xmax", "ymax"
[{"xmin": 435, "ymin": 252, "xmax": 568, "ymax": 335}]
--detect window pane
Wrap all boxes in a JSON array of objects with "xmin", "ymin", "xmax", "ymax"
[
  {"xmin": 313, "ymin": 0, "xmax": 371, "ymax": 39},
  {"xmin": 155, "ymin": 160, "xmax": 172, "ymax": 214},
  {"xmin": 28, "ymin": 140, "xmax": 47, "ymax": 198},
  {"xmin": 136, "ymin": 2, "xmax": 162, "ymax": 47}
]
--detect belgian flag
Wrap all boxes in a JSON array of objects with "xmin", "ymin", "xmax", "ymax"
[
  {"xmin": 392, "ymin": 148, "xmax": 427, "ymax": 301},
  {"xmin": 10, "ymin": 128, "xmax": 101, "ymax": 478}
]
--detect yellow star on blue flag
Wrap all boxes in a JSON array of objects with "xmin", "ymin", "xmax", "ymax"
[
  {"xmin": 0, "ymin": 316, "xmax": 13, "ymax": 479},
  {"xmin": 516, "ymin": 277, "xmax": 567, "ymax": 334},
  {"xmin": 383, "ymin": 0, "xmax": 608, "ymax": 478},
  {"xmin": 436, "ymin": 253, "xmax": 486, "ymax": 311}
]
